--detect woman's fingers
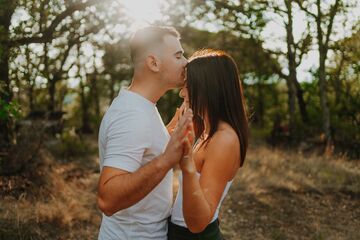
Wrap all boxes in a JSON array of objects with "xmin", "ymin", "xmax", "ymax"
[
  {"xmin": 182, "ymin": 135, "xmax": 193, "ymax": 158},
  {"xmin": 188, "ymin": 122, "xmax": 195, "ymax": 146}
]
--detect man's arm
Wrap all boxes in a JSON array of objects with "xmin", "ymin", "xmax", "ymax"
[
  {"xmin": 98, "ymin": 155, "xmax": 170, "ymax": 216},
  {"xmin": 97, "ymin": 109, "xmax": 193, "ymax": 216}
]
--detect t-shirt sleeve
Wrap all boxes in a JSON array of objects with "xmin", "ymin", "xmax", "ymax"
[{"xmin": 102, "ymin": 110, "xmax": 152, "ymax": 172}]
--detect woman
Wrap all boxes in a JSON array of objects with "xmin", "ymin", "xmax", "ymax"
[{"xmin": 168, "ymin": 49, "xmax": 249, "ymax": 239}]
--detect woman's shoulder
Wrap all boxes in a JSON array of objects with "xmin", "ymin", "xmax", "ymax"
[
  {"xmin": 210, "ymin": 122, "xmax": 240, "ymax": 148},
  {"xmin": 203, "ymin": 122, "xmax": 241, "ymax": 173}
]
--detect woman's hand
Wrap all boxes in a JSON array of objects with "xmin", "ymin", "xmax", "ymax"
[{"xmin": 180, "ymin": 120, "xmax": 196, "ymax": 174}]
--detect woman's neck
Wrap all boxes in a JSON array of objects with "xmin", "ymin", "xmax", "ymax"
[
  {"xmin": 202, "ymin": 118, "xmax": 228, "ymax": 139},
  {"xmin": 203, "ymin": 114, "xmax": 210, "ymax": 135}
]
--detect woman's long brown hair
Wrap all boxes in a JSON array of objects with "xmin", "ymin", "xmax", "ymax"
[{"xmin": 186, "ymin": 49, "xmax": 249, "ymax": 167}]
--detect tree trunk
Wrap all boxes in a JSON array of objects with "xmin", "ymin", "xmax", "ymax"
[
  {"xmin": 315, "ymin": 0, "xmax": 339, "ymax": 153},
  {"xmin": 77, "ymin": 45, "xmax": 92, "ymax": 133},
  {"xmin": 334, "ymin": 51, "xmax": 345, "ymax": 103},
  {"xmin": 294, "ymin": 80, "xmax": 309, "ymax": 123},
  {"xmin": 25, "ymin": 46, "xmax": 35, "ymax": 112},
  {"xmin": 256, "ymin": 80, "xmax": 265, "ymax": 128},
  {"xmin": 28, "ymin": 82, "xmax": 35, "ymax": 112},
  {"xmin": 90, "ymin": 66, "xmax": 100, "ymax": 118},
  {"xmin": 318, "ymin": 49, "xmax": 332, "ymax": 148},
  {"xmin": 48, "ymin": 79, "xmax": 56, "ymax": 113},
  {"xmin": 0, "ymin": 2, "xmax": 16, "ymax": 150},
  {"xmin": 285, "ymin": 0, "xmax": 297, "ymax": 142},
  {"xmin": 79, "ymin": 78, "xmax": 92, "ymax": 133},
  {"xmin": 109, "ymin": 74, "xmax": 116, "ymax": 105},
  {"xmin": 44, "ymin": 43, "xmax": 56, "ymax": 113}
]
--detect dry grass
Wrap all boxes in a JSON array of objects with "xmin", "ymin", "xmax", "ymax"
[
  {"xmin": 0, "ymin": 149, "xmax": 101, "ymax": 240},
  {"xmin": 219, "ymin": 145, "xmax": 360, "ymax": 240},
  {"xmin": 1, "ymin": 141, "xmax": 359, "ymax": 239}
]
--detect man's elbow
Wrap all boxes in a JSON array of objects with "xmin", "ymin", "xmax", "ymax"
[{"xmin": 97, "ymin": 196, "xmax": 116, "ymax": 217}]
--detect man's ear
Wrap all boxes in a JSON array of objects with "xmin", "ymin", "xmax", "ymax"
[{"xmin": 145, "ymin": 54, "xmax": 161, "ymax": 73}]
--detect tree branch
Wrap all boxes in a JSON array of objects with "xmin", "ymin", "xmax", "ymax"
[
  {"xmin": 264, "ymin": 48, "xmax": 286, "ymax": 56},
  {"xmin": 296, "ymin": 32, "xmax": 312, "ymax": 67},
  {"xmin": 324, "ymin": 0, "xmax": 340, "ymax": 53},
  {"xmin": 294, "ymin": 0, "xmax": 317, "ymax": 18},
  {"xmin": 9, "ymin": 0, "xmax": 108, "ymax": 47}
]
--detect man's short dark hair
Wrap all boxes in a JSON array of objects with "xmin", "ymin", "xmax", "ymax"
[{"xmin": 130, "ymin": 26, "xmax": 180, "ymax": 63}]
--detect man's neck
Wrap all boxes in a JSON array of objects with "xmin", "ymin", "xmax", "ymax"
[{"xmin": 128, "ymin": 77, "xmax": 168, "ymax": 104}]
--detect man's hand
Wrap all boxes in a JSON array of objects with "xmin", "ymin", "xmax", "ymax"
[
  {"xmin": 97, "ymin": 110, "xmax": 193, "ymax": 215},
  {"xmin": 161, "ymin": 108, "xmax": 193, "ymax": 169},
  {"xmin": 166, "ymin": 101, "xmax": 187, "ymax": 134}
]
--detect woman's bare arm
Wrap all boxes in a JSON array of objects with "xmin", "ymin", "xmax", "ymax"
[{"xmin": 181, "ymin": 128, "xmax": 240, "ymax": 233}]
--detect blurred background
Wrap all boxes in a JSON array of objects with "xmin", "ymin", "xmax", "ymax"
[{"xmin": 0, "ymin": 0, "xmax": 359, "ymax": 239}]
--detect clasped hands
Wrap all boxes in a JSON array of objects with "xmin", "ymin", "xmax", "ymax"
[{"xmin": 168, "ymin": 102, "xmax": 196, "ymax": 173}]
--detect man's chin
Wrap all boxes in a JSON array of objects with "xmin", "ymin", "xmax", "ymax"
[
  {"xmin": 177, "ymin": 80, "xmax": 186, "ymax": 88},
  {"xmin": 167, "ymin": 78, "xmax": 185, "ymax": 89}
]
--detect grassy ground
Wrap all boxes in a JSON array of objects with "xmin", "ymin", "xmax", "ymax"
[
  {"xmin": 220, "ymin": 144, "xmax": 360, "ymax": 240},
  {"xmin": 0, "ymin": 138, "xmax": 359, "ymax": 239}
]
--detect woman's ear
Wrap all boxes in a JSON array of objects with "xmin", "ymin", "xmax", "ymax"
[{"xmin": 146, "ymin": 54, "xmax": 160, "ymax": 73}]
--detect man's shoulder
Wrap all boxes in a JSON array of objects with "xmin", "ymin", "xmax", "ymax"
[
  {"xmin": 106, "ymin": 97, "xmax": 148, "ymax": 117},
  {"xmin": 107, "ymin": 106, "xmax": 149, "ymax": 121},
  {"xmin": 102, "ymin": 104, "xmax": 151, "ymax": 133}
]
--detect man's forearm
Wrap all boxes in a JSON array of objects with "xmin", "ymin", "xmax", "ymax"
[{"xmin": 98, "ymin": 154, "xmax": 172, "ymax": 216}]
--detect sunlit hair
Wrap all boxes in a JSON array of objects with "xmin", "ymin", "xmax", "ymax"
[
  {"xmin": 186, "ymin": 49, "xmax": 249, "ymax": 167},
  {"xmin": 129, "ymin": 26, "xmax": 180, "ymax": 63}
]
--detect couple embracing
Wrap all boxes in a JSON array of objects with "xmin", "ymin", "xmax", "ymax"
[{"xmin": 97, "ymin": 26, "xmax": 248, "ymax": 240}]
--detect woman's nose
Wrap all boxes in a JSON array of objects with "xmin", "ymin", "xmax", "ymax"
[{"xmin": 179, "ymin": 88, "xmax": 185, "ymax": 98}]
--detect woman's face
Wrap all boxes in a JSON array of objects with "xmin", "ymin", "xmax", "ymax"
[{"xmin": 179, "ymin": 80, "xmax": 189, "ymax": 108}]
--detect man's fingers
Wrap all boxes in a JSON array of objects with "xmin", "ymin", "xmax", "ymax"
[
  {"xmin": 175, "ymin": 107, "xmax": 182, "ymax": 120},
  {"xmin": 178, "ymin": 119, "xmax": 193, "ymax": 140},
  {"xmin": 179, "ymin": 101, "xmax": 186, "ymax": 117},
  {"xmin": 176, "ymin": 109, "xmax": 193, "ymax": 133}
]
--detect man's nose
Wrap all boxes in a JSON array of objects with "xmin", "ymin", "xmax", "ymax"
[{"xmin": 183, "ymin": 56, "xmax": 188, "ymax": 66}]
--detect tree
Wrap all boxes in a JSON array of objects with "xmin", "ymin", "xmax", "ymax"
[
  {"xmin": 102, "ymin": 41, "xmax": 132, "ymax": 105},
  {"xmin": 327, "ymin": 27, "xmax": 360, "ymax": 157},
  {"xmin": 269, "ymin": 1, "xmax": 311, "ymax": 124},
  {"xmin": 295, "ymin": 0, "xmax": 343, "ymax": 152},
  {"xmin": 0, "ymin": 0, "xmax": 18, "ymax": 149},
  {"xmin": 0, "ymin": 0, "xmax": 112, "ymax": 168},
  {"xmin": 260, "ymin": 0, "xmax": 312, "ymax": 141}
]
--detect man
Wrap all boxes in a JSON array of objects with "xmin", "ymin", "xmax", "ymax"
[{"xmin": 97, "ymin": 26, "xmax": 191, "ymax": 239}]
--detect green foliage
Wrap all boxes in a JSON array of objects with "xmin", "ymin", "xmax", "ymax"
[
  {"xmin": 49, "ymin": 131, "xmax": 89, "ymax": 161},
  {"xmin": 157, "ymin": 89, "xmax": 183, "ymax": 124},
  {"xmin": 0, "ymin": 44, "xmax": 4, "ymax": 60},
  {"xmin": 0, "ymin": 98, "xmax": 21, "ymax": 121}
]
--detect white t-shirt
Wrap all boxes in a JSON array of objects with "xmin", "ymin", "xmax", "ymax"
[{"xmin": 98, "ymin": 89, "xmax": 172, "ymax": 240}]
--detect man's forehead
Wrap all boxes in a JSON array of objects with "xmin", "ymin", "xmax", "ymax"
[{"xmin": 163, "ymin": 34, "xmax": 183, "ymax": 53}]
